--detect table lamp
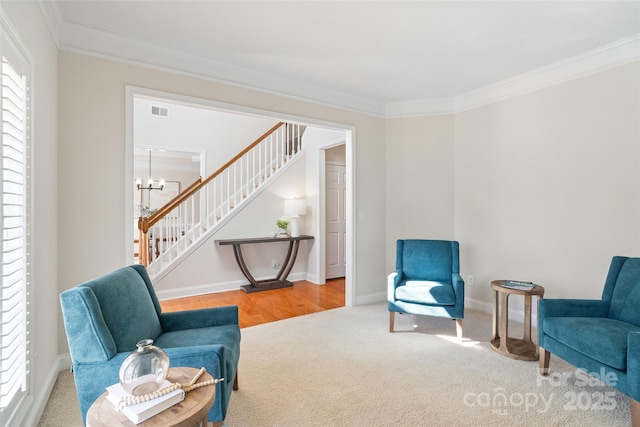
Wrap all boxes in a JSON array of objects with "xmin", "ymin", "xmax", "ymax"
[{"xmin": 284, "ymin": 198, "xmax": 307, "ymax": 237}]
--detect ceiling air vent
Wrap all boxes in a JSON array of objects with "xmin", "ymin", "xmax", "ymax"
[{"xmin": 151, "ymin": 106, "xmax": 168, "ymax": 117}]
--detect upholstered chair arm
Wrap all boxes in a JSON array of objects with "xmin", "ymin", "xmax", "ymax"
[
  {"xmin": 387, "ymin": 270, "xmax": 403, "ymax": 301},
  {"xmin": 160, "ymin": 306, "xmax": 239, "ymax": 332},
  {"xmin": 628, "ymin": 332, "xmax": 640, "ymax": 401},
  {"xmin": 538, "ymin": 299, "xmax": 609, "ymax": 319},
  {"xmin": 452, "ymin": 273, "xmax": 465, "ymax": 307},
  {"xmin": 60, "ymin": 287, "xmax": 117, "ymax": 363}
]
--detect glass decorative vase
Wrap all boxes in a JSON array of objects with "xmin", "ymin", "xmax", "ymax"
[{"xmin": 119, "ymin": 339, "xmax": 170, "ymax": 396}]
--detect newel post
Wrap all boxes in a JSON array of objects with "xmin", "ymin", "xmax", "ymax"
[{"xmin": 138, "ymin": 216, "xmax": 150, "ymax": 267}]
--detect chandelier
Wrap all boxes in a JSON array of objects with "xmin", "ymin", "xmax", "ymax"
[{"xmin": 136, "ymin": 150, "xmax": 165, "ymax": 191}]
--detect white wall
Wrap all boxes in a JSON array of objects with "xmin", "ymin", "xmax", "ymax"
[
  {"xmin": 154, "ymin": 157, "xmax": 311, "ymax": 295},
  {"xmin": 134, "ymin": 97, "xmax": 279, "ymax": 174},
  {"xmin": 302, "ymin": 127, "xmax": 348, "ymax": 284},
  {"xmin": 455, "ymin": 62, "xmax": 640, "ymax": 314},
  {"xmin": 2, "ymin": 1, "xmax": 59, "ymax": 425}
]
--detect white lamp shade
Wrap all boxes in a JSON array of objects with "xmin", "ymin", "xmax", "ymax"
[{"xmin": 284, "ymin": 199, "xmax": 307, "ymax": 216}]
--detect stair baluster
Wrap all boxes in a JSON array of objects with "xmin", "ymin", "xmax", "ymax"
[{"xmin": 137, "ymin": 122, "xmax": 306, "ymax": 279}]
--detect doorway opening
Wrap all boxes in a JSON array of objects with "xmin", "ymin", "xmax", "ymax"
[{"xmin": 125, "ymin": 86, "xmax": 356, "ymax": 306}]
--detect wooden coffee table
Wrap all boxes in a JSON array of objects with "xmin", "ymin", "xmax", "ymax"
[
  {"xmin": 490, "ymin": 280, "xmax": 545, "ymax": 361},
  {"xmin": 86, "ymin": 367, "xmax": 216, "ymax": 427}
]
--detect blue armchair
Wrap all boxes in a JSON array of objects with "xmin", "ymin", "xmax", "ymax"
[
  {"xmin": 538, "ymin": 256, "xmax": 640, "ymax": 426},
  {"xmin": 388, "ymin": 239, "xmax": 464, "ymax": 338},
  {"xmin": 60, "ymin": 264, "xmax": 241, "ymax": 425}
]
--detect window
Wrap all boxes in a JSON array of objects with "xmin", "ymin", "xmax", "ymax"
[{"xmin": 0, "ymin": 16, "xmax": 32, "ymax": 426}]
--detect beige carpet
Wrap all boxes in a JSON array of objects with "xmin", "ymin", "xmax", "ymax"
[{"xmin": 39, "ymin": 303, "xmax": 631, "ymax": 426}]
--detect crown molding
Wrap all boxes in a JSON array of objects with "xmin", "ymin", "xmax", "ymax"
[
  {"xmin": 386, "ymin": 34, "xmax": 640, "ymax": 117},
  {"xmin": 385, "ymin": 97, "xmax": 455, "ymax": 118},
  {"xmin": 54, "ymin": 19, "xmax": 387, "ymax": 117},
  {"xmin": 453, "ymin": 34, "xmax": 640, "ymax": 113},
  {"xmin": 41, "ymin": 0, "xmax": 639, "ymax": 119},
  {"xmin": 37, "ymin": 0, "xmax": 61, "ymax": 46}
]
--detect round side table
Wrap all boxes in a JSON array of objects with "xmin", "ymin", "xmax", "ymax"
[
  {"xmin": 86, "ymin": 367, "xmax": 215, "ymax": 427},
  {"xmin": 490, "ymin": 280, "xmax": 545, "ymax": 361}
]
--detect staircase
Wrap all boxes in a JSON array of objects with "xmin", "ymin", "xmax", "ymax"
[{"xmin": 138, "ymin": 121, "xmax": 306, "ymax": 279}]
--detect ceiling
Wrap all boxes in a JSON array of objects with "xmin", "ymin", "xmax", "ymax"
[{"xmin": 41, "ymin": 1, "xmax": 640, "ymax": 116}]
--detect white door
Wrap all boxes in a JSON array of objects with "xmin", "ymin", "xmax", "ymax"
[{"xmin": 326, "ymin": 163, "xmax": 346, "ymax": 279}]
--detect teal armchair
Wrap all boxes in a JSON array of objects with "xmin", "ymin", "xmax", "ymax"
[
  {"xmin": 60, "ymin": 265, "xmax": 241, "ymax": 425},
  {"xmin": 388, "ymin": 239, "xmax": 464, "ymax": 338},
  {"xmin": 538, "ymin": 256, "xmax": 640, "ymax": 426}
]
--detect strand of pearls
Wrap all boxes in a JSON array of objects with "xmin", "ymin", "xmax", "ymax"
[
  {"xmin": 116, "ymin": 382, "xmax": 181, "ymax": 410},
  {"xmin": 183, "ymin": 377, "xmax": 222, "ymax": 393},
  {"xmin": 116, "ymin": 368, "xmax": 224, "ymax": 411}
]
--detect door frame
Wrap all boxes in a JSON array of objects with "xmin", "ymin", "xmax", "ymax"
[{"xmin": 125, "ymin": 86, "xmax": 356, "ymax": 307}]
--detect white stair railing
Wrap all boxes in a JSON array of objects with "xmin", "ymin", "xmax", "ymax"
[{"xmin": 138, "ymin": 122, "xmax": 306, "ymax": 277}]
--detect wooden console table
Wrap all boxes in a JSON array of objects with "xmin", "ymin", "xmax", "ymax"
[{"xmin": 216, "ymin": 235, "xmax": 314, "ymax": 293}]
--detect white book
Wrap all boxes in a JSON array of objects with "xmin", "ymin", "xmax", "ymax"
[
  {"xmin": 503, "ymin": 280, "xmax": 535, "ymax": 291},
  {"xmin": 106, "ymin": 380, "xmax": 185, "ymax": 424}
]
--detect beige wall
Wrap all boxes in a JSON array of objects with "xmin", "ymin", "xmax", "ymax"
[
  {"xmin": 57, "ymin": 50, "xmax": 388, "ymax": 341},
  {"xmin": 384, "ymin": 62, "xmax": 640, "ymax": 316},
  {"xmin": 385, "ymin": 114, "xmax": 456, "ymax": 262},
  {"xmin": 53, "ymin": 47, "xmax": 640, "ymax": 358},
  {"xmin": 455, "ymin": 62, "xmax": 640, "ymax": 312},
  {"xmin": 2, "ymin": 0, "xmax": 59, "ymax": 423}
]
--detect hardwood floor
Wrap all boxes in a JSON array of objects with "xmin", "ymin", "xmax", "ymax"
[{"xmin": 159, "ymin": 278, "xmax": 345, "ymax": 328}]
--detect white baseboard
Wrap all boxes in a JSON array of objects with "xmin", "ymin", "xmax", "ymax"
[
  {"xmin": 155, "ymin": 272, "xmax": 312, "ymax": 300},
  {"xmin": 465, "ymin": 297, "xmax": 493, "ymax": 314},
  {"xmin": 155, "ymin": 280, "xmax": 243, "ymax": 300},
  {"xmin": 466, "ymin": 296, "xmax": 539, "ymax": 327},
  {"xmin": 354, "ymin": 295, "xmax": 538, "ymax": 327},
  {"xmin": 355, "ymin": 291, "xmax": 386, "ymax": 306},
  {"xmin": 304, "ymin": 272, "xmax": 321, "ymax": 284}
]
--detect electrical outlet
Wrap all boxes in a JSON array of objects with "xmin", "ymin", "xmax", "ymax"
[
  {"xmin": 468, "ymin": 275, "xmax": 474, "ymax": 286},
  {"xmin": 272, "ymin": 260, "xmax": 280, "ymax": 269}
]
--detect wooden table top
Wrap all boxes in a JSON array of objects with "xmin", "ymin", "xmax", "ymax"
[
  {"xmin": 491, "ymin": 279, "xmax": 545, "ymax": 296},
  {"xmin": 86, "ymin": 367, "xmax": 216, "ymax": 427},
  {"xmin": 216, "ymin": 234, "xmax": 314, "ymax": 245}
]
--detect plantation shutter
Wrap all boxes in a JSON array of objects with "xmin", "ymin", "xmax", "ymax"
[{"xmin": 0, "ymin": 18, "xmax": 31, "ymax": 425}]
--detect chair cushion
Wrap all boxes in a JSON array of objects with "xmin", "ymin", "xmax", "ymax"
[
  {"xmin": 609, "ymin": 258, "xmax": 640, "ymax": 326},
  {"xmin": 543, "ymin": 317, "xmax": 640, "ymax": 370},
  {"xmin": 154, "ymin": 324, "xmax": 241, "ymax": 351},
  {"xmin": 395, "ymin": 280, "xmax": 456, "ymax": 306},
  {"xmin": 154, "ymin": 324, "xmax": 241, "ymax": 368}
]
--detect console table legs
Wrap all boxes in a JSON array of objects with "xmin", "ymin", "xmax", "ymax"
[
  {"xmin": 231, "ymin": 240, "xmax": 301, "ymax": 293},
  {"xmin": 216, "ymin": 235, "xmax": 314, "ymax": 293}
]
